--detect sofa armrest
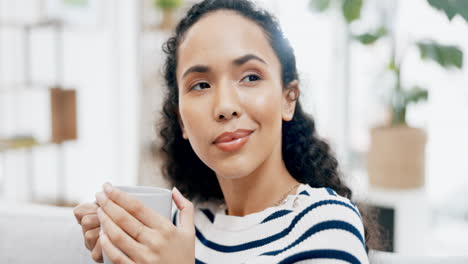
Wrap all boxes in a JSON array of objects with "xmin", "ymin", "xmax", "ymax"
[
  {"xmin": 0, "ymin": 202, "xmax": 95, "ymax": 264},
  {"xmin": 369, "ymin": 250, "xmax": 468, "ymax": 264}
]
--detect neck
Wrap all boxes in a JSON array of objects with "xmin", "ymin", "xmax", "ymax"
[{"xmin": 216, "ymin": 145, "xmax": 300, "ymax": 217}]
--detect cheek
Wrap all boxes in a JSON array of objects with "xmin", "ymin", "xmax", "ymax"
[
  {"xmin": 180, "ymin": 100, "xmax": 205, "ymax": 139},
  {"xmin": 241, "ymin": 86, "xmax": 283, "ymax": 129},
  {"xmin": 179, "ymin": 98, "xmax": 213, "ymax": 159}
]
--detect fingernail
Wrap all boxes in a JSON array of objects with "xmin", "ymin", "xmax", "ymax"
[
  {"xmin": 103, "ymin": 183, "xmax": 113, "ymax": 194},
  {"xmin": 95, "ymin": 192, "xmax": 107, "ymax": 204},
  {"xmin": 173, "ymin": 187, "xmax": 187, "ymax": 203}
]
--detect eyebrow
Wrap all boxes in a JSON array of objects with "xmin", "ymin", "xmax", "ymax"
[
  {"xmin": 181, "ymin": 54, "xmax": 267, "ymax": 79},
  {"xmin": 233, "ymin": 54, "xmax": 267, "ymax": 66}
]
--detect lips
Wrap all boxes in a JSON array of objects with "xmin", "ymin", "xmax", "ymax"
[
  {"xmin": 213, "ymin": 129, "xmax": 254, "ymax": 152},
  {"xmin": 213, "ymin": 129, "xmax": 254, "ymax": 144}
]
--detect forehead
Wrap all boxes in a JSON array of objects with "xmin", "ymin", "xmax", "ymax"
[{"xmin": 176, "ymin": 10, "xmax": 280, "ymax": 74}]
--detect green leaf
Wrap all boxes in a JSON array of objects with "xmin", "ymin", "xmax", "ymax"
[
  {"xmin": 342, "ymin": 0, "xmax": 362, "ymax": 23},
  {"xmin": 355, "ymin": 33, "xmax": 379, "ymax": 44},
  {"xmin": 387, "ymin": 61, "xmax": 397, "ymax": 72},
  {"xmin": 310, "ymin": 0, "xmax": 331, "ymax": 12},
  {"xmin": 403, "ymin": 86, "xmax": 429, "ymax": 105},
  {"xmin": 427, "ymin": 0, "xmax": 457, "ymax": 20},
  {"xmin": 354, "ymin": 26, "xmax": 387, "ymax": 44},
  {"xmin": 154, "ymin": 0, "xmax": 183, "ymax": 9},
  {"xmin": 456, "ymin": 0, "xmax": 468, "ymax": 22},
  {"xmin": 63, "ymin": 0, "xmax": 88, "ymax": 7},
  {"xmin": 427, "ymin": 0, "xmax": 468, "ymax": 22},
  {"xmin": 418, "ymin": 41, "xmax": 463, "ymax": 69}
]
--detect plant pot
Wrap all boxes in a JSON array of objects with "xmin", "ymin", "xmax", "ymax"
[
  {"xmin": 159, "ymin": 8, "xmax": 175, "ymax": 30},
  {"xmin": 367, "ymin": 125, "xmax": 427, "ymax": 189}
]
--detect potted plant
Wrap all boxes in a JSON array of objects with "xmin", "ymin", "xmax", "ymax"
[
  {"xmin": 310, "ymin": 0, "xmax": 466, "ymax": 188},
  {"xmin": 154, "ymin": 0, "xmax": 184, "ymax": 30}
]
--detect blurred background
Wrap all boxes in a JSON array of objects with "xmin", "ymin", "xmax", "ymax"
[{"xmin": 0, "ymin": 0, "xmax": 467, "ymax": 257}]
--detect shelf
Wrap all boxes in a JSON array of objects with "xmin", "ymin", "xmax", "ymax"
[
  {"xmin": 0, "ymin": 137, "xmax": 56, "ymax": 152},
  {"xmin": 0, "ymin": 82, "xmax": 58, "ymax": 93},
  {"xmin": 361, "ymin": 186, "xmax": 428, "ymax": 208},
  {"xmin": 32, "ymin": 197, "xmax": 80, "ymax": 208},
  {"xmin": 0, "ymin": 19, "xmax": 63, "ymax": 29}
]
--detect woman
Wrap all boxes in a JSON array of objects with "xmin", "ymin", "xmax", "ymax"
[{"xmin": 73, "ymin": 0, "xmax": 374, "ymax": 263}]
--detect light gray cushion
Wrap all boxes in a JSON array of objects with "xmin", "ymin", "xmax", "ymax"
[
  {"xmin": 0, "ymin": 202, "xmax": 94, "ymax": 264},
  {"xmin": 369, "ymin": 250, "xmax": 468, "ymax": 264}
]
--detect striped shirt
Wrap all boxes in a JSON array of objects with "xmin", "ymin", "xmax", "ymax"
[{"xmin": 172, "ymin": 183, "xmax": 369, "ymax": 264}]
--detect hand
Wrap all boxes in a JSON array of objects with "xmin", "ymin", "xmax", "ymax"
[
  {"xmin": 73, "ymin": 202, "xmax": 104, "ymax": 263},
  {"xmin": 95, "ymin": 183, "xmax": 195, "ymax": 264}
]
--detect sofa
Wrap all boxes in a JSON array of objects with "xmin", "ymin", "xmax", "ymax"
[
  {"xmin": 0, "ymin": 201, "xmax": 93, "ymax": 263},
  {"xmin": 1, "ymin": 201, "xmax": 468, "ymax": 264}
]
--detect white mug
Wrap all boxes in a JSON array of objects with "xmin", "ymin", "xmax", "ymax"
[{"xmin": 101, "ymin": 186, "xmax": 173, "ymax": 264}]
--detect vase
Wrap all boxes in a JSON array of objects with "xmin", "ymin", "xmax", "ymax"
[
  {"xmin": 367, "ymin": 125, "xmax": 427, "ymax": 189},
  {"xmin": 159, "ymin": 8, "xmax": 175, "ymax": 30}
]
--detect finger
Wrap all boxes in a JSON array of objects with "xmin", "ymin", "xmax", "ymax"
[
  {"xmin": 74, "ymin": 202, "xmax": 99, "ymax": 224},
  {"xmin": 99, "ymin": 233, "xmax": 134, "ymax": 264},
  {"xmin": 97, "ymin": 207, "xmax": 147, "ymax": 264},
  {"xmin": 81, "ymin": 214, "xmax": 100, "ymax": 232},
  {"xmin": 172, "ymin": 187, "xmax": 195, "ymax": 233},
  {"xmin": 84, "ymin": 227, "xmax": 100, "ymax": 251},
  {"xmin": 91, "ymin": 239, "xmax": 103, "ymax": 263},
  {"xmin": 95, "ymin": 192, "xmax": 150, "ymax": 242},
  {"xmin": 96, "ymin": 192, "xmax": 170, "ymax": 251},
  {"xmin": 102, "ymin": 183, "xmax": 172, "ymax": 230},
  {"xmin": 99, "ymin": 231, "xmax": 135, "ymax": 264}
]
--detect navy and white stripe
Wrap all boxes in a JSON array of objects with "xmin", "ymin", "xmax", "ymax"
[{"xmin": 172, "ymin": 184, "xmax": 369, "ymax": 264}]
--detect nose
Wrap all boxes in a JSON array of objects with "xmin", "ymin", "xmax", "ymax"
[{"xmin": 213, "ymin": 81, "xmax": 242, "ymax": 122}]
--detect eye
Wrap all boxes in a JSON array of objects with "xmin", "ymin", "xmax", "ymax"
[
  {"xmin": 190, "ymin": 82, "xmax": 211, "ymax": 91},
  {"xmin": 241, "ymin": 74, "xmax": 261, "ymax": 83}
]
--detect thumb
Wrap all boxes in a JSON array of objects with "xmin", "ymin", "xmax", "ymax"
[{"xmin": 172, "ymin": 187, "xmax": 194, "ymax": 231}]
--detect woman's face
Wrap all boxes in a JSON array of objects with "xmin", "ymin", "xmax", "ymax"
[{"xmin": 176, "ymin": 11, "xmax": 297, "ymax": 179}]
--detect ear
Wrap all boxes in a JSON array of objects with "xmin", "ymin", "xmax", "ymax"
[
  {"xmin": 175, "ymin": 108, "xmax": 188, "ymax": 140},
  {"xmin": 282, "ymin": 80, "xmax": 299, "ymax": 122}
]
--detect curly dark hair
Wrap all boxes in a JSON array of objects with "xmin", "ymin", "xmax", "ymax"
[{"xmin": 158, "ymin": 0, "xmax": 381, "ymax": 252}]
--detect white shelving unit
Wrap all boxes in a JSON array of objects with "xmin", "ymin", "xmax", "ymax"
[{"xmin": 0, "ymin": 19, "xmax": 71, "ymax": 205}]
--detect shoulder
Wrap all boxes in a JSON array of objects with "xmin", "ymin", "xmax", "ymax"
[
  {"xmin": 271, "ymin": 185, "xmax": 369, "ymax": 263},
  {"xmin": 297, "ymin": 185, "xmax": 362, "ymax": 217},
  {"xmin": 293, "ymin": 185, "xmax": 365, "ymax": 238}
]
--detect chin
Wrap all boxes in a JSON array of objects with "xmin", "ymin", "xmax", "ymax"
[
  {"xmin": 202, "ymin": 143, "xmax": 266, "ymax": 180},
  {"xmin": 218, "ymin": 173, "xmax": 248, "ymax": 180},
  {"xmin": 212, "ymin": 158, "xmax": 255, "ymax": 180}
]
